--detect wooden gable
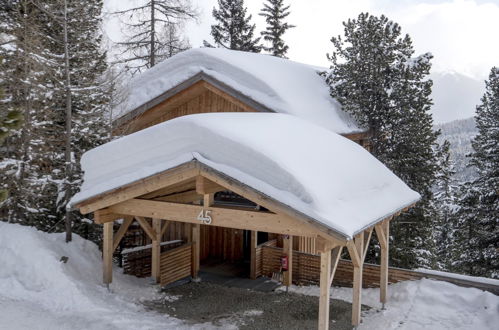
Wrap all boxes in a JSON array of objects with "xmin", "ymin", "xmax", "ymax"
[
  {"xmin": 114, "ymin": 78, "xmax": 266, "ymax": 135},
  {"xmin": 113, "ymin": 76, "xmax": 370, "ymax": 147}
]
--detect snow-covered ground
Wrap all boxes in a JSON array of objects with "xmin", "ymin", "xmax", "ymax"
[
  {"xmin": 284, "ymin": 279, "xmax": 498, "ymax": 329},
  {"xmin": 0, "ymin": 222, "xmax": 214, "ymax": 330},
  {"xmin": 1, "ymin": 222, "xmax": 498, "ymax": 330}
]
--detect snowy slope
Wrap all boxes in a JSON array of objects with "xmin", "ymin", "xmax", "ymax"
[
  {"xmin": 435, "ymin": 117, "xmax": 478, "ymax": 183},
  {"xmin": 0, "ymin": 222, "xmax": 205, "ymax": 330},
  {"xmin": 431, "ymin": 71, "xmax": 484, "ymax": 124},
  {"xmin": 70, "ymin": 113, "xmax": 420, "ymax": 239},
  {"xmin": 114, "ymin": 47, "xmax": 362, "ymax": 134},
  {"xmin": 1, "ymin": 222, "xmax": 497, "ymax": 330}
]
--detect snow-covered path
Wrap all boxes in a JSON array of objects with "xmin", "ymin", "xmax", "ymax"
[{"xmin": 0, "ymin": 222, "xmax": 497, "ymax": 330}]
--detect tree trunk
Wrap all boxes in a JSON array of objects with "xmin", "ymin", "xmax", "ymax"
[
  {"xmin": 63, "ymin": 0, "xmax": 72, "ymax": 242},
  {"xmin": 150, "ymin": 0, "xmax": 155, "ymax": 67}
]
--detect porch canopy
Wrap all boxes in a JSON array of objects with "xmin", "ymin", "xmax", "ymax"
[{"xmin": 70, "ymin": 113, "xmax": 420, "ymax": 330}]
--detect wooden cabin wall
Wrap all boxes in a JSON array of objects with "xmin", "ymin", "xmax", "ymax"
[
  {"xmin": 120, "ymin": 89, "xmax": 250, "ymax": 134},
  {"xmin": 199, "ymin": 225, "xmax": 244, "ymax": 262}
]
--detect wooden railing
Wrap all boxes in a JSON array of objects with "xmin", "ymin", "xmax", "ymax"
[{"xmin": 260, "ymin": 245, "xmax": 499, "ymax": 295}]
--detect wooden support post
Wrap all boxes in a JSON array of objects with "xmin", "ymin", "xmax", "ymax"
[
  {"xmin": 376, "ymin": 220, "xmax": 390, "ymax": 308},
  {"xmin": 151, "ymin": 218, "xmax": 161, "ymax": 283},
  {"xmin": 250, "ymin": 230, "xmax": 258, "ymax": 280},
  {"xmin": 318, "ymin": 248, "xmax": 332, "ymax": 330},
  {"xmin": 103, "ymin": 221, "xmax": 113, "ymax": 286},
  {"xmin": 191, "ymin": 224, "xmax": 200, "ymax": 279},
  {"xmin": 329, "ymin": 245, "xmax": 342, "ymax": 286},
  {"xmin": 351, "ymin": 231, "xmax": 364, "ymax": 327},
  {"xmin": 191, "ymin": 193, "xmax": 213, "ymax": 280},
  {"xmin": 112, "ymin": 216, "xmax": 134, "ymax": 252},
  {"xmin": 283, "ymin": 235, "xmax": 293, "ymax": 287}
]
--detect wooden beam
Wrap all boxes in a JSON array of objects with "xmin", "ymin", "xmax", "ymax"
[
  {"xmin": 94, "ymin": 208, "xmax": 123, "ymax": 224},
  {"xmin": 283, "ymin": 235, "xmax": 293, "ymax": 287},
  {"xmin": 374, "ymin": 222, "xmax": 387, "ymax": 251},
  {"xmin": 362, "ymin": 227, "xmax": 373, "ymax": 263},
  {"xmin": 112, "ymin": 216, "xmax": 134, "ymax": 252},
  {"xmin": 329, "ymin": 245, "xmax": 342, "ymax": 286},
  {"xmin": 379, "ymin": 220, "xmax": 390, "ymax": 307},
  {"xmin": 153, "ymin": 190, "xmax": 202, "ymax": 204},
  {"xmin": 203, "ymin": 193, "xmax": 214, "ymax": 207},
  {"xmin": 140, "ymin": 180, "xmax": 196, "ymax": 200},
  {"xmin": 196, "ymin": 176, "xmax": 225, "ymax": 195},
  {"xmin": 346, "ymin": 240, "xmax": 361, "ymax": 268},
  {"xmin": 103, "ymin": 222, "xmax": 113, "ymax": 285},
  {"xmin": 77, "ymin": 163, "xmax": 199, "ymax": 214},
  {"xmin": 191, "ymin": 224, "xmax": 200, "ymax": 278},
  {"xmin": 109, "ymin": 199, "xmax": 322, "ymax": 238},
  {"xmin": 250, "ymin": 230, "xmax": 258, "ymax": 280},
  {"xmin": 352, "ymin": 231, "xmax": 364, "ymax": 326},
  {"xmin": 151, "ymin": 218, "xmax": 161, "ymax": 282},
  {"xmin": 318, "ymin": 248, "xmax": 332, "ymax": 330},
  {"xmin": 134, "ymin": 216, "xmax": 157, "ymax": 240},
  {"xmin": 199, "ymin": 166, "xmax": 348, "ymax": 245},
  {"xmin": 160, "ymin": 220, "xmax": 170, "ymax": 237},
  {"xmin": 316, "ymin": 237, "xmax": 336, "ymax": 253}
]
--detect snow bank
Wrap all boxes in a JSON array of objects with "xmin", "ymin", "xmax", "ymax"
[
  {"xmin": 70, "ymin": 113, "xmax": 420, "ymax": 239},
  {"xmin": 285, "ymin": 278, "xmax": 499, "ymax": 330},
  {"xmin": 115, "ymin": 47, "xmax": 362, "ymax": 134},
  {"xmin": 0, "ymin": 222, "xmax": 197, "ymax": 330},
  {"xmin": 415, "ymin": 268, "xmax": 499, "ymax": 286}
]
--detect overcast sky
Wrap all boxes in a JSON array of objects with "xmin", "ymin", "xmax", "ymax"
[{"xmin": 105, "ymin": 0, "xmax": 499, "ymax": 79}]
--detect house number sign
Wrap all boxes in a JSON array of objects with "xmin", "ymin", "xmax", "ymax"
[{"xmin": 197, "ymin": 209, "xmax": 212, "ymax": 224}]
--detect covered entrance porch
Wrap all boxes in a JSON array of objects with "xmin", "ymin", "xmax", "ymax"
[
  {"xmin": 69, "ymin": 113, "xmax": 420, "ymax": 329},
  {"xmin": 77, "ymin": 161, "xmax": 400, "ymax": 329}
]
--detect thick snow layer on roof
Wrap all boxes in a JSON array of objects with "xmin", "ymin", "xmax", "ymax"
[
  {"xmin": 70, "ymin": 113, "xmax": 419, "ymax": 239},
  {"xmin": 115, "ymin": 47, "xmax": 362, "ymax": 134}
]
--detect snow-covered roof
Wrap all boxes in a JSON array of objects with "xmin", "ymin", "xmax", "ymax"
[
  {"xmin": 114, "ymin": 47, "xmax": 363, "ymax": 135},
  {"xmin": 70, "ymin": 113, "xmax": 419, "ymax": 239}
]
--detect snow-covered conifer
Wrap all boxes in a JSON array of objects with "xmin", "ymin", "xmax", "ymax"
[
  {"xmin": 324, "ymin": 13, "xmax": 440, "ymax": 269},
  {"xmin": 259, "ymin": 0, "xmax": 295, "ymax": 58},
  {"xmin": 453, "ymin": 67, "xmax": 499, "ymax": 278},
  {"xmin": 209, "ymin": 0, "xmax": 261, "ymax": 52}
]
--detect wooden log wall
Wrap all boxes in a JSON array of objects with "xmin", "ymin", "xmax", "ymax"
[
  {"xmin": 259, "ymin": 246, "xmax": 499, "ymax": 294},
  {"xmin": 261, "ymin": 245, "xmax": 420, "ymax": 286},
  {"xmin": 122, "ymin": 241, "xmax": 184, "ymax": 278},
  {"xmin": 160, "ymin": 243, "xmax": 192, "ymax": 286},
  {"xmin": 199, "ymin": 225, "xmax": 244, "ymax": 262},
  {"xmin": 131, "ymin": 89, "xmax": 249, "ymax": 133}
]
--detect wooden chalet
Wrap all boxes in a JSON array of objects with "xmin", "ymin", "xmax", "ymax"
[{"xmin": 70, "ymin": 48, "xmax": 420, "ymax": 330}]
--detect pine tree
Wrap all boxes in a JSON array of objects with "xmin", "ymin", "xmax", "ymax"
[
  {"xmin": 0, "ymin": 72, "xmax": 24, "ymax": 202},
  {"xmin": 0, "ymin": 0, "xmax": 110, "ymax": 243},
  {"xmin": 0, "ymin": 0, "xmax": 56, "ymax": 227},
  {"xmin": 209, "ymin": 0, "xmax": 261, "ymax": 52},
  {"xmin": 433, "ymin": 140, "xmax": 457, "ymax": 270},
  {"xmin": 114, "ymin": 0, "xmax": 197, "ymax": 74},
  {"xmin": 259, "ymin": 0, "xmax": 295, "ymax": 58},
  {"xmin": 453, "ymin": 67, "xmax": 499, "ymax": 278},
  {"xmin": 324, "ymin": 13, "xmax": 440, "ymax": 269}
]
